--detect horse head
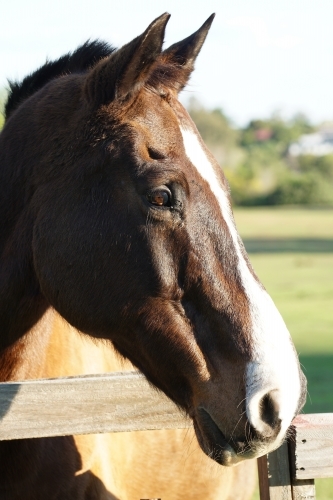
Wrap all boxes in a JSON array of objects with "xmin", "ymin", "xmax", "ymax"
[{"xmin": 1, "ymin": 14, "xmax": 306, "ymax": 465}]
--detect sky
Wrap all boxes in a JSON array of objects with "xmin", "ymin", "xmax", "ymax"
[{"xmin": 1, "ymin": 0, "xmax": 333, "ymax": 125}]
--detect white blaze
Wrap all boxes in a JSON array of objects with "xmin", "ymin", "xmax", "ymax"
[{"xmin": 180, "ymin": 126, "xmax": 301, "ymax": 444}]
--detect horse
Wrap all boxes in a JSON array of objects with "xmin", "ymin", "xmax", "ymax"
[{"xmin": 0, "ymin": 13, "xmax": 306, "ymax": 500}]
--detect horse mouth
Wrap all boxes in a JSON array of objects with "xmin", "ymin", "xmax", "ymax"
[{"xmin": 193, "ymin": 408, "xmax": 254, "ymax": 466}]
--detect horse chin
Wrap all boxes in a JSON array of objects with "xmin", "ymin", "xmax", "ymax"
[
  {"xmin": 192, "ymin": 408, "xmax": 246, "ymax": 466},
  {"xmin": 193, "ymin": 407, "xmax": 288, "ymax": 466}
]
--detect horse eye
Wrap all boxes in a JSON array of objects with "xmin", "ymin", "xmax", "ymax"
[{"xmin": 147, "ymin": 189, "xmax": 171, "ymax": 207}]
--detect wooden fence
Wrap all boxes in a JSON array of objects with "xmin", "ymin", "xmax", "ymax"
[
  {"xmin": 258, "ymin": 413, "xmax": 333, "ymax": 500},
  {"xmin": 0, "ymin": 371, "xmax": 332, "ymax": 500}
]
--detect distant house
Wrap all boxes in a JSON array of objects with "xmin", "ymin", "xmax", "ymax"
[
  {"xmin": 289, "ymin": 128, "xmax": 333, "ymax": 156},
  {"xmin": 254, "ymin": 128, "xmax": 272, "ymax": 142}
]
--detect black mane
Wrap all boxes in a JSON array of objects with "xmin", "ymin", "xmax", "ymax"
[{"xmin": 5, "ymin": 40, "xmax": 115, "ymax": 120}]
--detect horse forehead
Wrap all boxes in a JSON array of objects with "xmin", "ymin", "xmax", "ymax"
[
  {"xmin": 122, "ymin": 91, "xmax": 185, "ymax": 148},
  {"xmin": 117, "ymin": 93, "xmax": 232, "ymax": 216},
  {"xmin": 116, "ymin": 91, "xmax": 229, "ymax": 204}
]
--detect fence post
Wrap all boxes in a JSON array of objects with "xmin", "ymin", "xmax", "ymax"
[
  {"xmin": 288, "ymin": 423, "xmax": 316, "ymax": 500},
  {"xmin": 258, "ymin": 440, "xmax": 316, "ymax": 500},
  {"xmin": 258, "ymin": 441, "xmax": 293, "ymax": 500}
]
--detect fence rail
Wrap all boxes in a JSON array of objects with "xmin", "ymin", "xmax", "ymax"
[
  {"xmin": 0, "ymin": 372, "xmax": 189, "ymax": 440},
  {"xmin": 0, "ymin": 372, "xmax": 332, "ymax": 500}
]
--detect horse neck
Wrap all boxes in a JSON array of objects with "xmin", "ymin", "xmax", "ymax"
[
  {"xmin": 0, "ymin": 307, "xmax": 132, "ymax": 382},
  {"xmin": 0, "ymin": 309, "xmax": 54, "ymax": 382},
  {"xmin": 40, "ymin": 311, "xmax": 133, "ymax": 378},
  {"xmin": 0, "ymin": 308, "xmax": 131, "ymax": 499}
]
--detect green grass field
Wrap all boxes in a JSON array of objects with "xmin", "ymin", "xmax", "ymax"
[{"xmin": 233, "ymin": 207, "xmax": 333, "ymax": 500}]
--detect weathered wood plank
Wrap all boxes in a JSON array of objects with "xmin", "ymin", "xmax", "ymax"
[
  {"xmin": 290, "ymin": 414, "xmax": 333, "ymax": 480},
  {"xmin": 257, "ymin": 442, "xmax": 292, "ymax": 500},
  {"xmin": 267, "ymin": 442, "xmax": 293, "ymax": 500},
  {"xmin": 291, "ymin": 479, "xmax": 316, "ymax": 500},
  {"xmin": 0, "ymin": 372, "xmax": 190, "ymax": 440}
]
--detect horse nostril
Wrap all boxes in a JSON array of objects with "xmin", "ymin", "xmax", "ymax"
[{"xmin": 259, "ymin": 390, "xmax": 281, "ymax": 433}]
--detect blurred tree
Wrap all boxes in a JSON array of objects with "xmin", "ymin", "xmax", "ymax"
[
  {"xmin": 240, "ymin": 113, "xmax": 314, "ymax": 150},
  {"xmin": 263, "ymin": 171, "xmax": 333, "ymax": 206},
  {"xmin": 297, "ymin": 154, "xmax": 333, "ymax": 180},
  {"xmin": 188, "ymin": 99, "xmax": 331, "ymax": 207}
]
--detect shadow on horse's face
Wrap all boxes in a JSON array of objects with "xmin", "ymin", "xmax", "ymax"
[{"xmin": 3, "ymin": 14, "xmax": 306, "ymax": 465}]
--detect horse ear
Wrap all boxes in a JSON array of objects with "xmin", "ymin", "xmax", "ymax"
[
  {"xmin": 85, "ymin": 13, "xmax": 170, "ymax": 106},
  {"xmin": 154, "ymin": 14, "xmax": 215, "ymax": 93}
]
